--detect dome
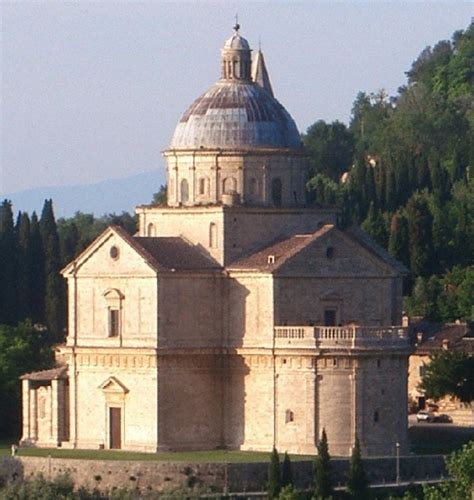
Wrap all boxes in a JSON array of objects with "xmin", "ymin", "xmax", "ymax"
[
  {"xmin": 170, "ymin": 82, "xmax": 301, "ymax": 150},
  {"xmin": 223, "ymin": 33, "xmax": 250, "ymax": 50}
]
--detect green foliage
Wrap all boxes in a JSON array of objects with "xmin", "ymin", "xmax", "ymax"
[
  {"xmin": 421, "ymin": 440, "xmax": 474, "ymax": 499},
  {"xmin": 281, "ymin": 451, "xmax": 293, "ymax": 487},
  {"xmin": 303, "ymin": 120, "xmax": 354, "ymax": 181},
  {"xmin": 268, "ymin": 447, "xmax": 281, "ymax": 499},
  {"xmin": 0, "ymin": 322, "xmax": 53, "ymax": 439},
  {"xmin": 40, "ymin": 199, "xmax": 65, "ymax": 343},
  {"xmin": 0, "ymin": 200, "xmax": 18, "ymax": 325},
  {"xmin": 421, "ymin": 350, "xmax": 474, "ymax": 403},
  {"xmin": 304, "ymin": 22, "xmax": 473, "ymax": 319},
  {"xmin": 312, "ymin": 429, "xmax": 333, "ymax": 500},
  {"xmin": 0, "ymin": 473, "xmax": 74, "ymax": 499},
  {"xmin": 347, "ymin": 436, "xmax": 369, "ymax": 500},
  {"xmin": 152, "ymin": 184, "xmax": 168, "ymax": 206},
  {"xmin": 405, "ymin": 266, "xmax": 474, "ymax": 322},
  {"xmin": 278, "ymin": 484, "xmax": 299, "ymax": 500}
]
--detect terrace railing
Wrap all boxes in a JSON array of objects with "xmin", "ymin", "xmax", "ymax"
[{"xmin": 274, "ymin": 325, "xmax": 408, "ymax": 349}]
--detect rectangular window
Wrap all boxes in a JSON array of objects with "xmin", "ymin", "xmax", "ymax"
[
  {"xmin": 109, "ymin": 309, "xmax": 120, "ymax": 337},
  {"xmin": 419, "ymin": 365, "xmax": 426, "ymax": 377},
  {"xmin": 324, "ymin": 309, "xmax": 337, "ymax": 326}
]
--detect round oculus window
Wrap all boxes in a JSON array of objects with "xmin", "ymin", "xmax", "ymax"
[{"xmin": 110, "ymin": 246, "xmax": 120, "ymax": 260}]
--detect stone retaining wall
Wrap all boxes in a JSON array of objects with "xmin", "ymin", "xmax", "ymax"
[{"xmin": 0, "ymin": 455, "xmax": 447, "ymax": 494}]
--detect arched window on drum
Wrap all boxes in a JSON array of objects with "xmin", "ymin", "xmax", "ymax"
[
  {"xmin": 223, "ymin": 177, "xmax": 237, "ymax": 194},
  {"xmin": 180, "ymin": 179, "xmax": 189, "ymax": 203},
  {"xmin": 147, "ymin": 223, "xmax": 155, "ymax": 237},
  {"xmin": 271, "ymin": 178, "xmax": 282, "ymax": 207}
]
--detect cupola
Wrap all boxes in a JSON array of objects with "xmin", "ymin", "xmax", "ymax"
[{"xmin": 220, "ymin": 23, "xmax": 252, "ymax": 81}]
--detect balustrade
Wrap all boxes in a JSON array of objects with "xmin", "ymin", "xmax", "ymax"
[{"xmin": 273, "ymin": 325, "xmax": 408, "ymax": 349}]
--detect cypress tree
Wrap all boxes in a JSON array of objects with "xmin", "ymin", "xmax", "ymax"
[
  {"xmin": 0, "ymin": 200, "xmax": 18, "ymax": 325},
  {"xmin": 267, "ymin": 447, "xmax": 281, "ymax": 499},
  {"xmin": 59, "ymin": 221, "xmax": 80, "ymax": 266},
  {"xmin": 347, "ymin": 436, "xmax": 370, "ymax": 500},
  {"xmin": 40, "ymin": 200, "xmax": 65, "ymax": 343},
  {"xmin": 388, "ymin": 210, "xmax": 410, "ymax": 267},
  {"xmin": 313, "ymin": 428, "xmax": 333, "ymax": 499},
  {"xmin": 29, "ymin": 212, "xmax": 45, "ymax": 324},
  {"xmin": 16, "ymin": 212, "xmax": 32, "ymax": 321},
  {"xmin": 281, "ymin": 451, "xmax": 293, "ymax": 488},
  {"xmin": 406, "ymin": 192, "xmax": 434, "ymax": 276}
]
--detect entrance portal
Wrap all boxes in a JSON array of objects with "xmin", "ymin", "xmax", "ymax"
[{"xmin": 109, "ymin": 407, "xmax": 121, "ymax": 449}]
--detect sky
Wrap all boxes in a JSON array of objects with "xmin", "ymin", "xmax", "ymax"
[{"xmin": 1, "ymin": 1, "xmax": 472, "ymax": 195}]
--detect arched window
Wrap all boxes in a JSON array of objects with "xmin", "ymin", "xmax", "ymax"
[
  {"xmin": 147, "ymin": 223, "xmax": 155, "ymax": 237},
  {"xmin": 198, "ymin": 177, "xmax": 209, "ymax": 196},
  {"xmin": 223, "ymin": 177, "xmax": 237, "ymax": 194},
  {"xmin": 271, "ymin": 178, "xmax": 282, "ymax": 206},
  {"xmin": 250, "ymin": 177, "xmax": 259, "ymax": 198},
  {"xmin": 103, "ymin": 289, "xmax": 124, "ymax": 338},
  {"xmin": 209, "ymin": 223, "xmax": 218, "ymax": 248},
  {"xmin": 180, "ymin": 179, "xmax": 189, "ymax": 203}
]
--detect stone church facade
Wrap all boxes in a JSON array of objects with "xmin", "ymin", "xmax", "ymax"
[{"xmin": 21, "ymin": 28, "xmax": 410, "ymax": 457}]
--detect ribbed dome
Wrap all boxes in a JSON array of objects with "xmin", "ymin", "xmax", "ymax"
[
  {"xmin": 170, "ymin": 82, "xmax": 301, "ymax": 150},
  {"xmin": 223, "ymin": 33, "xmax": 250, "ymax": 50}
]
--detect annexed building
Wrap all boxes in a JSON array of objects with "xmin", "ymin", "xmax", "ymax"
[
  {"xmin": 21, "ymin": 27, "xmax": 411, "ymax": 457},
  {"xmin": 408, "ymin": 320, "xmax": 474, "ymax": 425}
]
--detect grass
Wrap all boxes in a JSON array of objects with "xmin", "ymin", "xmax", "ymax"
[
  {"xmin": 409, "ymin": 424, "xmax": 474, "ymax": 455},
  {"xmin": 0, "ymin": 444, "xmax": 313, "ymax": 463}
]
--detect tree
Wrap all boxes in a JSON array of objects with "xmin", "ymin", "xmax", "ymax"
[
  {"xmin": 0, "ymin": 322, "xmax": 53, "ymax": 439},
  {"xmin": 313, "ymin": 429, "xmax": 333, "ymax": 499},
  {"xmin": 16, "ymin": 212, "xmax": 32, "ymax": 321},
  {"xmin": 303, "ymin": 120, "xmax": 354, "ymax": 181},
  {"xmin": 152, "ymin": 184, "xmax": 168, "ymax": 206},
  {"xmin": 281, "ymin": 452, "xmax": 293, "ymax": 488},
  {"xmin": 29, "ymin": 212, "xmax": 46, "ymax": 324},
  {"xmin": 40, "ymin": 200, "xmax": 65, "ymax": 344},
  {"xmin": 421, "ymin": 350, "xmax": 474, "ymax": 403},
  {"xmin": 347, "ymin": 436, "xmax": 370, "ymax": 500},
  {"xmin": 405, "ymin": 192, "xmax": 434, "ymax": 276},
  {"xmin": 268, "ymin": 447, "xmax": 281, "ymax": 499},
  {"xmin": 388, "ymin": 210, "xmax": 410, "ymax": 268},
  {"xmin": 422, "ymin": 440, "xmax": 474, "ymax": 499}
]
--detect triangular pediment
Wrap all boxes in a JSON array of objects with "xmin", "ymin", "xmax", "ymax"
[
  {"xmin": 61, "ymin": 226, "xmax": 158, "ymax": 277},
  {"xmin": 276, "ymin": 229, "xmax": 397, "ymax": 277},
  {"xmin": 99, "ymin": 377, "xmax": 129, "ymax": 394}
]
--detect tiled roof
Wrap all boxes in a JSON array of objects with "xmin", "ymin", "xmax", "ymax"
[
  {"xmin": 134, "ymin": 236, "xmax": 221, "ymax": 272},
  {"xmin": 21, "ymin": 366, "xmax": 68, "ymax": 381},
  {"xmin": 412, "ymin": 321, "xmax": 473, "ymax": 354},
  {"xmin": 111, "ymin": 226, "xmax": 221, "ymax": 272},
  {"xmin": 227, "ymin": 224, "xmax": 334, "ymax": 271}
]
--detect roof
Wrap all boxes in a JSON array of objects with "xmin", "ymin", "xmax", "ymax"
[
  {"xmin": 61, "ymin": 225, "xmax": 221, "ymax": 275},
  {"xmin": 223, "ymin": 33, "xmax": 250, "ymax": 50},
  {"xmin": 228, "ymin": 223, "xmax": 408, "ymax": 274},
  {"xmin": 412, "ymin": 321, "xmax": 473, "ymax": 354},
  {"xmin": 21, "ymin": 366, "xmax": 68, "ymax": 381},
  {"xmin": 252, "ymin": 50, "xmax": 274, "ymax": 96},
  {"xmin": 170, "ymin": 82, "xmax": 301, "ymax": 150},
  {"xmin": 228, "ymin": 224, "xmax": 334, "ymax": 271},
  {"xmin": 134, "ymin": 236, "xmax": 221, "ymax": 271}
]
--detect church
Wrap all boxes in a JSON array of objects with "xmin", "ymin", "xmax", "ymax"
[{"xmin": 21, "ymin": 27, "xmax": 410, "ymax": 457}]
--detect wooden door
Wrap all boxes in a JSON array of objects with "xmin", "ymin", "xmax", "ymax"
[{"xmin": 109, "ymin": 407, "xmax": 121, "ymax": 449}]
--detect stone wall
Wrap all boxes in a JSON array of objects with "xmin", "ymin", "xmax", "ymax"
[{"xmin": 0, "ymin": 455, "xmax": 447, "ymax": 494}]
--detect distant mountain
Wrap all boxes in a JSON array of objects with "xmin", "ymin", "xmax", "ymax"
[{"xmin": 3, "ymin": 170, "xmax": 165, "ymax": 218}]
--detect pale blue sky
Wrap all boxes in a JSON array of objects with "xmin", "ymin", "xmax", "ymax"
[{"xmin": 1, "ymin": 1, "xmax": 472, "ymax": 194}]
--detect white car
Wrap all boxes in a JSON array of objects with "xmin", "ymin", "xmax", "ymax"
[{"xmin": 416, "ymin": 410, "xmax": 434, "ymax": 423}]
